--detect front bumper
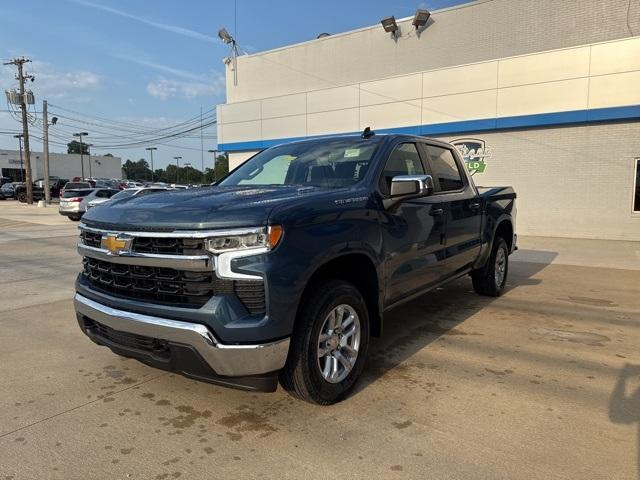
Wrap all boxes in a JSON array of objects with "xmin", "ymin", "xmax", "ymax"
[{"xmin": 74, "ymin": 293, "xmax": 290, "ymax": 391}]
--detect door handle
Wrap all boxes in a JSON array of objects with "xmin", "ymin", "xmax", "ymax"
[
  {"xmin": 469, "ymin": 202, "xmax": 481, "ymax": 210},
  {"xmin": 429, "ymin": 208, "xmax": 444, "ymax": 216}
]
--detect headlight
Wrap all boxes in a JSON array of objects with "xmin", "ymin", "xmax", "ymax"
[{"xmin": 205, "ymin": 225, "xmax": 283, "ymax": 253}]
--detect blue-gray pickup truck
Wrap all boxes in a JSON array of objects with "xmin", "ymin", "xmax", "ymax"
[{"xmin": 73, "ymin": 132, "xmax": 516, "ymax": 404}]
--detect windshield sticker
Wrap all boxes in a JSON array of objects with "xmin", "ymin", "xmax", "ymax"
[{"xmin": 344, "ymin": 148, "xmax": 361, "ymax": 158}]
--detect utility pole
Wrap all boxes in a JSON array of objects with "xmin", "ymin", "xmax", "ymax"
[
  {"xmin": 4, "ymin": 58, "xmax": 34, "ymax": 204},
  {"xmin": 14, "ymin": 134, "xmax": 24, "ymax": 182},
  {"xmin": 73, "ymin": 132, "xmax": 88, "ymax": 180},
  {"xmin": 43, "ymin": 100, "xmax": 51, "ymax": 205},
  {"xmin": 173, "ymin": 156, "xmax": 182, "ymax": 184},
  {"xmin": 146, "ymin": 147, "xmax": 157, "ymax": 182},
  {"xmin": 200, "ymin": 106, "xmax": 204, "ymax": 172}
]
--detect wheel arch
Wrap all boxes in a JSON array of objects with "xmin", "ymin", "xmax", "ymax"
[{"xmin": 296, "ymin": 252, "xmax": 383, "ymax": 338}]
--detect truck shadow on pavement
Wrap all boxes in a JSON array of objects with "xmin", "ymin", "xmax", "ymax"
[
  {"xmin": 355, "ymin": 253, "xmax": 557, "ymax": 395},
  {"xmin": 609, "ymin": 364, "xmax": 640, "ymax": 480}
]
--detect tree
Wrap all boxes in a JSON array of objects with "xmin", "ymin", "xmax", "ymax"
[
  {"xmin": 204, "ymin": 153, "xmax": 230, "ymax": 184},
  {"xmin": 122, "ymin": 159, "xmax": 152, "ymax": 181},
  {"xmin": 67, "ymin": 140, "xmax": 89, "ymax": 155}
]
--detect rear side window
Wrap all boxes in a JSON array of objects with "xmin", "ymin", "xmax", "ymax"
[
  {"xmin": 380, "ymin": 143, "xmax": 425, "ymax": 195},
  {"xmin": 64, "ymin": 182, "xmax": 90, "ymax": 190},
  {"xmin": 426, "ymin": 146, "xmax": 464, "ymax": 192},
  {"xmin": 62, "ymin": 189, "xmax": 92, "ymax": 198}
]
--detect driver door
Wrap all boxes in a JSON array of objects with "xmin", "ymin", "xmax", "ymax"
[{"xmin": 380, "ymin": 142, "xmax": 447, "ymax": 306}]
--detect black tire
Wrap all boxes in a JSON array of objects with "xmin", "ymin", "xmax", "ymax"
[
  {"xmin": 17, "ymin": 192, "xmax": 27, "ymax": 203},
  {"xmin": 472, "ymin": 237, "xmax": 509, "ymax": 297},
  {"xmin": 69, "ymin": 215, "xmax": 81, "ymax": 222},
  {"xmin": 279, "ymin": 279, "xmax": 370, "ymax": 405}
]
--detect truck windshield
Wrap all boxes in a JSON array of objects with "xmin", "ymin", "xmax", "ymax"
[{"xmin": 219, "ymin": 138, "xmax": 381, "ymax": 188}]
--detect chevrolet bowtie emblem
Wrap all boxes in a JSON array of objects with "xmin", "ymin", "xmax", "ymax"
[{"xmin": 101, "ymin": 234, "xmax": 132, "ymax": 255}]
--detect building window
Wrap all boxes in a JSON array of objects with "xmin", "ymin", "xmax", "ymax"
[{"xmin": 634, "ymin": 158, "xmax": 640, "ymax": 213}]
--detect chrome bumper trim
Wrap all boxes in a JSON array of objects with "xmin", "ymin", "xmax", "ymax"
[
  {"xmin": 78, "ymin": 243, "xmax": 212, "ymax": 271},
  {"xmin": 74, "ymin": 294, "xmax": 289, "ymax": 376}
]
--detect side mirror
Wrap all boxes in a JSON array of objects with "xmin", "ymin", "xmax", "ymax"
[{"xmin": 385, "ymin": 174, "xmax": 434, "ymax": 208}]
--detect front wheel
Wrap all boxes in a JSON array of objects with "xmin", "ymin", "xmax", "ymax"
[
  {"xmin": 17, "ymin": 192, "xmax": 27, "ymax": 203},
  {"xmin": 279, "ymin": 280, "xmax": 370, "ymax": 405},
  {"xmin": 472, "ymin": 237, "xmax": 509, "ymax": 297}
]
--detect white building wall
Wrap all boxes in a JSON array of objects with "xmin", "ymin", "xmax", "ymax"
[
  {"xmin": 435, "ymin": 123, "xmax": 640, "ymax": 241},
  {"xmin": 218, "ymin": 36, "xmax": 640, "ymax": 149},
  {"xmin": 0, "ymin": 149, "xmax": 122, "ymax": 180},
  {"xmin": 223, "ymin": 0, "xmax": 639, "ymax": 103}
]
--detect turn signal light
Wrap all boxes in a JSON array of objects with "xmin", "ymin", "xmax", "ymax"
[{"xmin": 268, "ymin": 225, "xmax": 283, "ymax": 249}]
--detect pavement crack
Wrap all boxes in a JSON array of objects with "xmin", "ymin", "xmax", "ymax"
[{"xmin": 0, "ymin": 373, "xmax": 167, "ymax": 439}]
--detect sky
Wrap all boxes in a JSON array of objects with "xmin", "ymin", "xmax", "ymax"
[{"xmin": 0, "ymin": 0, "xmax": 469, "ymax": 171}]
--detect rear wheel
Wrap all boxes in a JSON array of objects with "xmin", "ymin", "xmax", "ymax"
[
  {"xmin": 17, "ymin": 192, "xmax": 27, "ymax": 203},
  {"xmin": 472, "ymin": 237, "xmax": 509, "ymax": 297},
  {"xmin": 280, "ymin": 280, "xmax": 370, "ymax": 405}
]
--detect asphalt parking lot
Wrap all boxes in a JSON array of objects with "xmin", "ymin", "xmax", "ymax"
[{"xmin": 1, "ymin": 202, "xmax": 639, "ymax": 480}]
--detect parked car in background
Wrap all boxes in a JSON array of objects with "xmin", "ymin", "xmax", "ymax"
[
  {"xmin": 87, "ymin": 186, "xmax": 174, "ymax": 209},
  {"xmin": 85, "ymin": 188, "xmax": 135, "ymax": 210},
  {"xmin": 15, "ymin": 177, "xmax": 68, "ymax": 202},
  {"xmin": 0, "ymin": 176, "xmax": 12, "ymax": 186},
  {"xmin": 60, "ymin": 181, "xmax": 92, "ymax": 201},
  {"xmin": 59, "ymin": 188, "xmax": 118, "ymax": 221},
  {"xmin": 0, "ymin": 182, "xmax": 17, "ymax": 200},
  {"xmin": 125, "ymin": 181, "xmax": 144, "ymax": 188}
]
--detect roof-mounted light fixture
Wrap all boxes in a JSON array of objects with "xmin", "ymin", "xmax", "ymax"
[
  {"xmin": 380, "ymin": 16, "xmax": 398, "ymax": 38},
  {"xmin": 218, "ymin": 28, "xmax": 233, "ymax": 44},
  {"xmin": 412, "ymin": 9, "xmax": 431, "ymax": 29},
  {"xmin": 218, "ymin": 27, "xmax": 241, "ymax": 85}
]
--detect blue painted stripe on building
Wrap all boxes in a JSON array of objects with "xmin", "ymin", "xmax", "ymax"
[
  {"xmin": 218, "ymin": 104, "xmax": 640, "ymax": 152},
  {"xmin": 496, "ymin": 110, "xmax": 588, "ymax": 129},
  {"xmin": 587, "ymin": 104, "xmax": 640, "ymax": 122}
]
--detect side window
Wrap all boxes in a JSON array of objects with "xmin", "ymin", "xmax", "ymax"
[
  {"xmin": 380, "ymin": 143, "xmax": 425, "ymax": 195},
  {"xmin": 426, "ymin": 146, "xmax": 464, "ymax": 192},
  {"xmin": 95, "ymin": 190, "xmax": 109, "ymax": 198}
]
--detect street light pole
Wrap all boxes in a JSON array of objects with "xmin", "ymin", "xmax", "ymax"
[
  {"xmin": 146, "ymin": 147, "xmax": 157, "ymax": 182},
  {"xmin": 173, "ymin": 156, "xmax": 182, "ymax": 184},
  {"xmin": 14, "ymin": 134, "xmax": 24, "ymax": 182},
  {"xmin": 73, "ymin": 132, "xmax": 88, "ymax": 180}
]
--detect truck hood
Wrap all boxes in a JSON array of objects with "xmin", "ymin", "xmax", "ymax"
[{"xmin": 81, "ymin": 185, "xmax": 339, "ymax": 230}]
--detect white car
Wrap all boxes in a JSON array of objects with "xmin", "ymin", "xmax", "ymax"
[
  {"xmin": 86, "ymin": 186, "xmax": 172, "ymax": 209},
  {"xmin": 59, "ymin": 188, "xmax": 119, "ymax": 221}
]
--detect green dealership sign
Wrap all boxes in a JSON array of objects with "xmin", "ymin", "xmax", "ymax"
[{"xmin": 451, "ymin": 138, "xmax": 490, "ymax": 175}]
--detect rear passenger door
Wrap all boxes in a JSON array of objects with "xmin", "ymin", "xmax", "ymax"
[{"xmin": 422, "ymin": 144, "xmax": 482, "ymax": 277}]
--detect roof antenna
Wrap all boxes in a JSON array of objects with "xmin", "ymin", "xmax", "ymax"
[{"xmin": 361, "ymin": 126, "xmax": 375, "ymax": 138}]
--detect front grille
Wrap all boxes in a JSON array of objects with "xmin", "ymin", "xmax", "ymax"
[
  {"xmin": 132, "ymin": 237, "xmax": 205, "ymax": 255},
  {"xmin": 84, "ymin": 318, "xmax": 170, "ymax": 359},
  {"xmin": 82, "ymin": 257, "xmax": 266, "ymax": 314},
  {"xmin": 80, "ymin": 230, "xmax": 206, "ymax": 255},
  {"xmin": 81, "ymin": 230, "xmax": 102, "ymax": 248}
]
